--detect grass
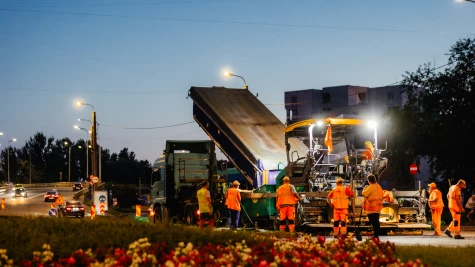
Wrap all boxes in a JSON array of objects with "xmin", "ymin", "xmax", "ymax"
[{"xmin": 395, "ymin": 245, "xmax": 475, "ymax": 267}]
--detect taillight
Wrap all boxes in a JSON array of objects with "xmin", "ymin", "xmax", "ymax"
[
  {"xmin": 196, "ymin": 210, "xmax": 200, "ymax": 215},
  {"xmin": 80, "ymin": 207, "xmax": 84, "ymax": 211},
  {"xmin": 66, "ymin": 207, "xmax": 72, "ymax": 211}
]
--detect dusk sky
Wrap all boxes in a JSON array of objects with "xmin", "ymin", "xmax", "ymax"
[{"xmin": 1, "ymin": 0, "xmax": 474, "ymax": 164}]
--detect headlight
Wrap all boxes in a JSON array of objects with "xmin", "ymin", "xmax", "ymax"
[{"xmin": 21, "ymin": 192, "xmax": 25, "ymax": 196}]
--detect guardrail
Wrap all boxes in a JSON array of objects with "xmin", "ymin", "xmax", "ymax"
[{"xmin": 1, "ymin": 182, "xmax": 87, "ymax": 190}]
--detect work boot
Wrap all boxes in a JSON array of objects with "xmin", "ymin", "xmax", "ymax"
[
  {"xmin": 444, "ymin": 229, "xmax": 453, "ymax": 238},
  {"xmin": 454, "ymin": 235, "xmax": 465, "ymax": 239}
]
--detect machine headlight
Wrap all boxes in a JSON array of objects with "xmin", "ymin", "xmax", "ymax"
[{"xmin": 21, "ymin": 192, "xmax": 25, "ymax": 196}]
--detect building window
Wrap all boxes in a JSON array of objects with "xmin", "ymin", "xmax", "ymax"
[
  {"xmin": 387, "ymin": 92, "xmax": 394, "ymax": 101},
  {"xmin": 357, "ymin": 93, "xmax": 367, "ymax": 104},
  {"xmin": 323, "ymin": 93, "xmax": 331, "ymax": 103},
  {"xmin": 291, "ymin": 96, "xmax": 297, "ymax": 103},
  {"xmin": 289, "ymin": 109, "xmax": 298, "ymax": 120}
]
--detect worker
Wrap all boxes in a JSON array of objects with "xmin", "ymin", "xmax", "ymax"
[
  {"xmin": 362, "ymin": 141, "xmax": 374, "ymax": 161},
  {"xmin": 445, "ymin": 179, "xmax": 466, "ymax": 239},
  {"xmin": 427, "ymin": 182, "xmax": 444, "ymax": 236},
  {"xmin": 327, "ymin": 177, "xmax": 354, "ymax": 237},
  {"xmin": 276, "ymin": 176, "xmax": 303, "ymax": 233},
  {"xmin": 225, "ymin": 180, "xmax": 241, "ymax": 230},
  {"xmin": 382, "ymin": 190, "xmax": 394, "ymax": 203},
  {"xmin": 362, "ymin": 174, "xmax": 383, "ymax": 239},
  {"xmin": 197, "ymin": 181, "xmax": 215, "ymax": 230},
  {"xmin": 465, "ymin": 194, "xmax": 475, "ymax": 222}
]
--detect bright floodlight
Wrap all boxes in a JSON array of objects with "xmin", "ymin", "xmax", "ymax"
[
  {"xmin": 316, "ymin": 120, "xmax": 324, "ymax": 127},
  {"xmin": 74, "ymin": 125, "xmax": 79, "ymax": 129},
  {"xmin": 367, "ymin": 120, "xmax": 377, "ymax": 129}
]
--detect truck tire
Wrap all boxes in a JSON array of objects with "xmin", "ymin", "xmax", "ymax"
[
  {"xmin": 185, "ymin": 208, "xmax": 195, "ymax": 225},
  {"xmin": 153, "ymin": 207, "xmax": 162, "ymax": 223}
]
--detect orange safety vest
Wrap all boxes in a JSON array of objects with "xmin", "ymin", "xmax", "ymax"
[
  {"xmin": 428, "ymin": 189, "xmax": 444, "ymax": 209},
  {"xmin": 362, "ymin": 146, "xmax": 374, "ymax": 160},
  {"xmin": 225, "ymin": 187, "xmax": 241, "ymax": 211},
  {"xmin": 363, "ymin": 183, "xmax": 383, "ymax": 212},
  {"xmin": 447, "ymin": 185, "xmax": 461, "ymax": 212},
  {"xmin": 197, "ymin": 187, "xmax": 211, "ymax": 213},
  {"xmin": 276, "ymin": 184, "xmax": 297, "ymax": 208},
  {"xmin": 329, "ymin": 185, "xmax": 351, "ymax": 209},
  {"xmin": 382, "ymin": 190, "xmax": 394, "ymax": 203}
]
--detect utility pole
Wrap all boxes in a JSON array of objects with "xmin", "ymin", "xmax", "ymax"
[
  {"xmin": 99, "ymin": 144, "xmax": 102, "ymax": 182},
  {"xmin": 7, "ymin": 146, "xmax": 10, "ymax": 183},
  {"xmin": 68, "ymin": 146, "xmax": 71, "ymax": 183},
  {"xmin": 91, "ymin": 111, "xmax": 98, "ymax": 177}
]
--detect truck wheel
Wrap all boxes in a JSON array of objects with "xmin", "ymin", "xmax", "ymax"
[
  {"xmin": 185, "ymin": 209, "xmax": 195, "ymax": 225},
  {"xmin": 153, "ymin": 207, "xmax": 162, "ymax": 223}
]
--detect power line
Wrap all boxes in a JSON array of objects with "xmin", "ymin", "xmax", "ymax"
[
  {"xmin": 99, "ymin": 121, "xmax": 195, "ymax": 130},
  {"xmin": 0, "ymin": 28, "xmax": 153, "ymax": 76},
  {"xmin": 0, "ymin": 0, "xmax": 237, "ymax": 8},
  {"xmin": 2, "ymin": 87, "xmax": 184, "ymax": 95},
  {"xmin": 0, "ymin": 8, "xmax": 420, "ymax": 33}
]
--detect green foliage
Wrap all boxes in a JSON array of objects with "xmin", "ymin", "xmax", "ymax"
[
  {"xmin": 395, "ymin": 245, "xmax": 475, "ymax": 267},
  {"xmin": 0, "ymin": 216, "xmax": 278, "ymax": 263}
]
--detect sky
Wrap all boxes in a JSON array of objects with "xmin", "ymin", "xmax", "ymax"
[{"xmin": 0, "ymin": 0, "xmax": 474, "ymax": 164}]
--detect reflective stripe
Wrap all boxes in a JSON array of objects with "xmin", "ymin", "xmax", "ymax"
[
  {"xmin": 363, "ymin": 184, "xmax": 383, "ymax": 212},
  {"xmin": 276, "ymin": 184, "xmax": 297, "ymax": 207},
  {"xmin": 330, "ymin": 185, "xmax": 349, "ymax": 209}
]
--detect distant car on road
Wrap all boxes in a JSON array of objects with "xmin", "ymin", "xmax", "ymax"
[
  {"xmin": 58, "ymin": 200, "xmax": 85, "ymax": 218},
  {"xmin": 12, "ymin": 187, "xmax": 27, "ymax": 198},
  {"xmin": 72, "ymin": 182, "xmax": 83, "ymax": 191},
  {"xmin": 14, "ymin": 184, "xmax": 24, "ymax": 189},
  {"xmin": 4, "ymin": 182, "xmax": 13, "ymax": 186},
  {"xmin": 44, "ymin": 190, "xmax": 59, "ymax": 202}
]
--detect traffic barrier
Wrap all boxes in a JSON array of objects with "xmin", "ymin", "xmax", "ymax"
[
  {"xmin": 136, "ymin": 204, "xmax": 141, "ymax": 217},
  {"xmin": 100, "ymin": 202, "xmax": 105, "ymax": 215},
  {"xmin": 1, "ymin": 198, "xmax": 4, "ymax": 210},
  {"xmin": 91, "ymin": 205, "xmax": 96, "ymax": 220}
]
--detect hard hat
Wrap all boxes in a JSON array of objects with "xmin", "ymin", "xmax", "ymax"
[
  {"xmin": 428, "ymin": 182, "xmax": 437, "ymax": 188},
  {"xmin": 232, "ymin": 180, "xmax": 240, "ymax": 186},
  {"xmin": 365, "ymin": 141, "xmax": 373, "ymax": 147},
  {"xmin": 335, "ymin": 177, "xmax": 343, "ymax": 183},
  {"xmin": 283, "ymin": 176, "xmax": 290, "ymax": 182}
]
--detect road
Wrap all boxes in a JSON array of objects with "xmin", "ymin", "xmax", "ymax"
[{"xmin": 0, "ymin": 187, "xmax": 91, "ymax": 217}]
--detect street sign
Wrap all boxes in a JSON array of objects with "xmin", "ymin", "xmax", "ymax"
[
  {"xmin": 410, "ymin": 163, "xmax": 418, "ymax": 175},
  {"xmin": 48, "ymin": 208, "xmax": 58, "ymax": 217}
]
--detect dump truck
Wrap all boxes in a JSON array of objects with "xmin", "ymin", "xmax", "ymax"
[
  {"xmin": 148, "ymin": 140, "xmax": 228, "ymax": 225},
  {"xmin": 187, "ymin": 86, "xmax": 430, "ymax": 234}
]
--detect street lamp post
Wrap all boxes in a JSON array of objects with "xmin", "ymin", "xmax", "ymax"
[
  {"xmin": 64, "ymin": 141, "xmax": 71, "ymax": 183},
  {"xmin": 223, "ymin": 72, "xmax": 249, "ymax": 89},
  {"xmin": 76, "ymin": 101, "xmax": 97, "ymax": 178},
  {"xmin": 75, "ymin": 125, "xmax": 90, "ymax": 179},
  {"xmin": 7, "ymin": 138, "xmax": 17, "ymax": 183}
]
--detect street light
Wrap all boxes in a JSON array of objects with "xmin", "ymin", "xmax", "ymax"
[
  {"xmin": 76, "ymin": 101, "xmax": 95, "ymax": 111},
  {"xmin": 74, "ymin": 125, "xmax": 90, "ymax": 179},
  {"xmin": 0, "ymin": 132, "xmax": 3, "ymax": 136},
  {"xmin": 456, "ymin": 0, "xmax": 475, "ymax": 3},
  {"xmin": 223, "ymin": 71, "xmax": 249, "ymax": 89},
  {"xmin": 64, "ymin": 141, "xmax": 71, "ymax": 183},
  {"xmin": 76, "ymin": 100, "xmax": 97, "ymax": 180},
  {"xmin": 7, "ymin": 138, "xmax": 17, "ymax": 183},
  {"xmin": 78, "ymin": 118, "xmax": 92, "ymax": 124}
]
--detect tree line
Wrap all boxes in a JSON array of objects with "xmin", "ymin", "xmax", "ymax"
[{"xmin": 0, "ymin": 132, "xmax": 151, "ymax": 185}]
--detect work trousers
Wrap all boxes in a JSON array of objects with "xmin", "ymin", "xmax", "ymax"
[
  {"xmin": 333, "ymin": 208, "xmax": 348, "ymax": 236},
  {"xmin": 367, "ymin": 213, "xmax": 380, "ymax": 238},
  {"xmin": 431, "ymin": 207, "xmax": 443, "ymax": 235},
  {"xmin": 229, "ymin": 209, "xmax": 240, "ymax": 230},
  {"xmin": 447, "ymin": 208, "xmax": 462, "ymax": 235},
  {"xmin": 279, "ymin": 206, "xmax": 296, "ymax": 232}
]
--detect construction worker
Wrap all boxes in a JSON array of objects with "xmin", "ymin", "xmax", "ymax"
[
  {"xmin": 427, "ymin": 182, "xmax": 444, "ymax": 236},
  {"xmin": 362, "ymin": 141, "xmax": 374, "ymax": 161},
  {"xmin": 445, "ymin": 179, "xmax": 466, "ymax": 239},
  {"xmin": 327, "ymin": 177, "xmax": 354, "ymax": 237},
  {"xmin": 197, "ymin": 181, "xmax": 215, "ymax": 229},
  {"xmin": 225, "ymin": 180, "xmax": 241, "ymax": 230},
  {"xmin": 276, "ymin": 176, "xmax": 303, "ymax": 233},
  {"xmin": 362, "ymin": 174, "xmax": 383, "ymax": 239}
]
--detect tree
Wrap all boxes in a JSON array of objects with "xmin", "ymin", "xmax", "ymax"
[{"xmin": 400, "ymin": 37, "xmax": 475, "ymax": 185}]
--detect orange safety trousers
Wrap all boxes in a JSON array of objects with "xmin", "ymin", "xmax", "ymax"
[
  {"xmin": 333, "ymin": 208, "xmax": 348, "ymax": 235},
  {"xmin": 447, "ymin": 209, "xmax": 461, "ymax": 235},
  {"xmin": 279, "ymin": 206, "xmax": 295, "ymax": 232},
  {"xmin": 431, "ymin": 207, "xmax": 443, "ymax": 235}
]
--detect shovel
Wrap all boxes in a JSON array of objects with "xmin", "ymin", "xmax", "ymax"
[{"xmin": 355, "ymin": 205, "xmax": 363, "ymax": 241}]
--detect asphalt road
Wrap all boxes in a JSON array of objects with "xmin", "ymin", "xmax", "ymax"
[{"xmin": 0, "ymin": 187, "xmax": 90, "ymax": 217}]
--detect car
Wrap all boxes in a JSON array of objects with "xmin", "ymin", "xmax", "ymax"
[
  {"xmin": 72, "ymin": 182, "xmax": 83, "ymax": 191},
  {"xmin": 14, "ymin": 184, "xmax": 24, "ymax": 189},
  {"xmin": 4, "ymin": 182, "xmax": 13, "ymax": 186},
  {"xmin": 44, "ymin": 190, "xmax": 59, "ymax": 202},
  {"xmin": 58, "ymin": 200, "xmax": 85, "ymax": 218},
  {"xmin": 12, "ymin": 187, "xmax": 27, "ymax": 198}
]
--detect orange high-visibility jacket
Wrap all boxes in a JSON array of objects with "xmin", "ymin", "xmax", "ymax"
[
  {"xmin": 447, "ymin": 185, "xmax": 462, "ymax": 212},
  {"xmin": 383, "ymin": 190, "xmax": 394, "ymax": 203},
  {"xmin": 362, "ymin": 146, "xmax": 374, "ymax": 160},
  {"xmin": 225, "ymin": 187, "xmax": 241, "ymax": 211},
  {"xmin": 328, "ymin": 185, "xmax": 353, "ymax": 209},
  {"xmin": 428, "ymin": 189, "xmax": 444, "ymax": 209},
  {"xmin": 362, "ymin": 183, "xmax": 383, "ymax": 212},
  {"xmin": 276, "ymin": 184, "xmax": 297, "ymax": 207}
]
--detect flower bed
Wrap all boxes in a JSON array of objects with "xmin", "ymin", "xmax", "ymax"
[{"xmin": 0, "ymin": 235, "xmax": 425, "ymax": 267}]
